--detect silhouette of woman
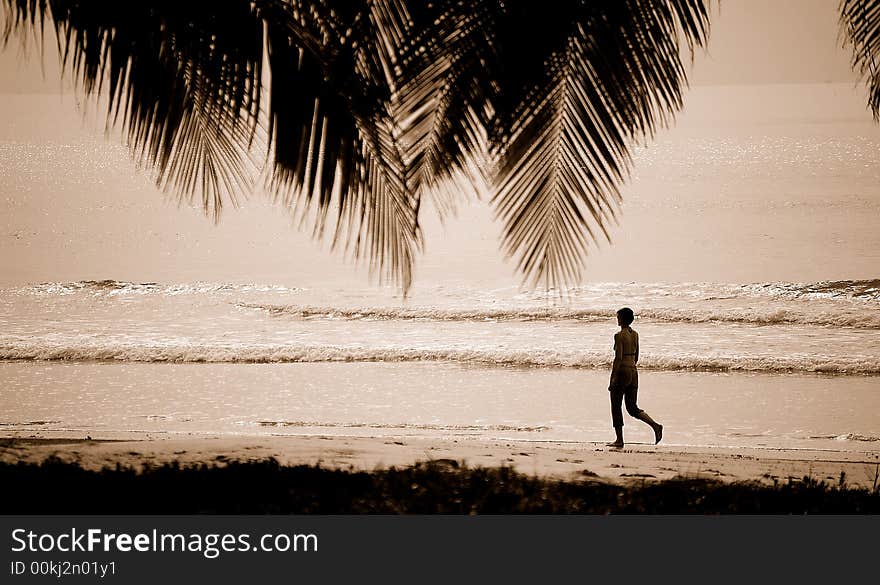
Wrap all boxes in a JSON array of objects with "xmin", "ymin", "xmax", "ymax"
[{"xmin": 607, "ymin": 307, "xmax": 662, "ymax": 448}]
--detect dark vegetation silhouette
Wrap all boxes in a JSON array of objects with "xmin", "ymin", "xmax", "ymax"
[
  {"xmin": 1, "ymin": 458, "xmax": 878, "ymax": 513},
  {"xmin": 1, "ymin": 1, "xmax": 878, "ymax": 292}
]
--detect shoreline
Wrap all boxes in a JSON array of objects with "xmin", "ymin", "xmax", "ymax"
[{"xmin": 3, "ymin": 432, "xmax": 879, "ymax": 489}]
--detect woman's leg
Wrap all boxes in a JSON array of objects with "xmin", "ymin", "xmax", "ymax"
[
  {"xmin": 624, "ymin": 386, "xmax": 663, "ymax": 444},
  {"xmin": 608, "ymin": 386, "xmax": 625, "ymax": 447}
]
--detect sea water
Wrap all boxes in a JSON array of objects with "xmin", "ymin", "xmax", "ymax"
[
  {"xmin": 0, "ymin": 279, "xmax": 878, "ymax": 452},
  {"xmin": 1, "ymin": 84, "xmax": 879, "ymax": 453}
]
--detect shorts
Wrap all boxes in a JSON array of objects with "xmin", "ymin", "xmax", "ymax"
[
  {"xmin": 609, "ymin": 367, "xmax": 642, "ymax": 427},
  {"xmin": 608, "ymin": 366, "xmax": 638, "ymax": 393}
]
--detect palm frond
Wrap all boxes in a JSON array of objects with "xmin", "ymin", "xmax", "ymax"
[
  {"xmin": 4, "ymin": 0, "xmax": 266, "ymax": 220},
  {"xmin": 393, "ymin": 0, "xmax": 498, "ymax": 217},
  {"xmin": 3, "ymin": 0, "xmax": 422, "ymax": 288},
  {"xmin": 842, "ymin": 0, "xmax": 880, "ymax": 119},
  {"xmin": 488, "ymin": 0, "xmax": 709, "ymax": 289},
  {"xmin": 261, "ymin": 0, "xmax": 421, "ymax": 290},
  {"xmin": 1, "ymin": 0, "xmax": 46, "ymax": 50}
]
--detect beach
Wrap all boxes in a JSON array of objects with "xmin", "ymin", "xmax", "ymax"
[
  {"xmin": 2, "ymin": 83, "xmax": 879, "ymax": 512},
  {"xmin": 3, "ymin": 431, "xmax": 879, "ymax": 490},
  {"xmin": 3, "ymin": 7, "xmax": 880, "ymax": 583}
]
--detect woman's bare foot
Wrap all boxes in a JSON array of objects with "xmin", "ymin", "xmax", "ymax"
[
  {"xmin": 606, "ymin": 440, "xmax": 624, "ymax": 448},
  {"xmin": 654, "ymin": 424, "xmax": 663, "ymax": 445}
]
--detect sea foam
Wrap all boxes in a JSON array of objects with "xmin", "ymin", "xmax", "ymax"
[
  {"xmin": 2, "ymin": 340, "xmax": 877, "ymax": 374},
  {"xmin": 237, "ymin": 302, "xmax": 880, "ymax": 329}
]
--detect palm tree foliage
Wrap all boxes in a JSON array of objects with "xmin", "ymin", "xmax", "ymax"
[
  {"xmin": 842, "ymin": 0, "xmax": 880, "ymax": 119},
  {"xmin": 3, "ymin": 1, "xmax": 715, "ymax": 290},
  {"xmin": 6, "ymin": 1, "xmax": 880, "ymax": 291}
]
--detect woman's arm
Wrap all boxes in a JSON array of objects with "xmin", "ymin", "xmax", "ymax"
[{"xmin": 612, "ymin": 332, "xmax": 621, "ymax": 369}]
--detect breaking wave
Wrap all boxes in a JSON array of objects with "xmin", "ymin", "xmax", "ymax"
[
  {"xmin": 238, "ymin": 302, "xmax": 880, "ymax": 329},
  {"xmin": 16, "ymin": 280, "xmax": 298, "ymax": 296},
  {"xmin": 10, "ymin": 279, "xmax": 879, "ymax": 328},
  {"xmin": 809, "ymin": 433, "xmax": 880, "ymax": 443},
  {"xmin": 745, "ymin": 279, "xmax": 880, "ymax": 301},
  {"xmin": 0, "ymin": 420, "xmax": 61, "ymax": 427},
  {"xmin": 2, "ymin": 341, "xmax": 877, "ymax": 374}
]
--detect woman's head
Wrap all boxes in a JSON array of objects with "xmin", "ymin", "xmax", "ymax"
[{"xmin": 616, "ymin": 307, "xmax": 634, "ymax": 326}]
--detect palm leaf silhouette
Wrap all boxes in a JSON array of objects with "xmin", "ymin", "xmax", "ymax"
[
  {"xmin": 5, "ymin": 1, "xmax": 267, "ymax": 218},
  {"xmin": 842, "ymin": 0, "xmax": 880, "ymax": 118},
  {"xmin": 260, "ymin": 1, "xmax": 420, "ymax": 289},
  {"xmin": 485, "ymin": 1, "xmax": 709, "ymax": 288}
]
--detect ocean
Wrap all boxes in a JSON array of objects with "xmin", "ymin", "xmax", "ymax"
[
  {"xmin": 1, "ymin": 84, "xmax": 879, "ymax": 454},
  {"xmin": 1, "ymin": 278, "xmax": 878, "ymax": 452}
]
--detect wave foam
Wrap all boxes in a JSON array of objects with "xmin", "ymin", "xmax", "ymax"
[
  {"xmin": 746, "ymin": 279, "xmax": 880, "ymax": 301},
  {"xmin": 812, "ymin": 433, "xmax": 880, "ymax": 442},
  {"xmin": 0, "ymin": 420, "xmax": 61, "ymax": 426},
  {"xmin": 239, "ymin": 302, "xmax": 880, "ymax": 329},
  {"xmin": 2, "ymin": 341, "xmax": 877, "ymax": 374},
  {"xmin": 11, "ymin": 280, "xmax": 879, "ymax": 328},
  {"xmin": 19, "ymin": 280, "xmax": 298, "ymax": 296},
  {"xmin": 835, "ymin": 433, "xmax": 880, "ymax": 443}
]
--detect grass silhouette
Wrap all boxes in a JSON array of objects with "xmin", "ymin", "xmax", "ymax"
[{"xmin": 2, "ymin": 457, "xmax": 878, "ymax": 514}]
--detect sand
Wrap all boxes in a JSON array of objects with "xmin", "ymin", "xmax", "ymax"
[{"xmin": 2, "ymin": 431, "xmax": 879, "ymax": 489}]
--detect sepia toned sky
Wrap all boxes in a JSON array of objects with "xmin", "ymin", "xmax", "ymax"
[{"xmin": 689, "ymin": 0, "xmax": 858, "ymax": 85}]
